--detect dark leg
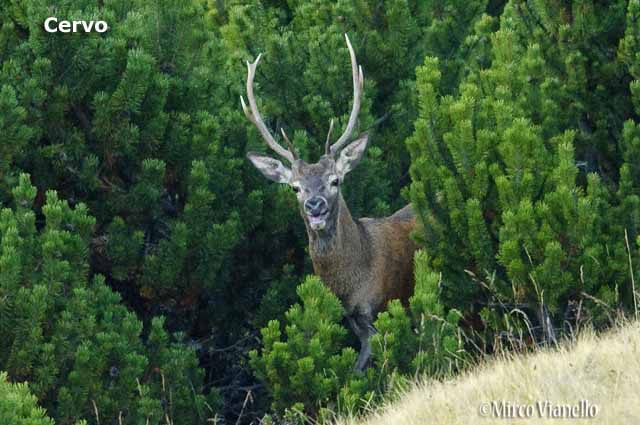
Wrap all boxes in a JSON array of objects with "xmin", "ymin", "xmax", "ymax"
[{"xmin": 347, "ymin": 313, "xmax": 376, "ymax": 371}]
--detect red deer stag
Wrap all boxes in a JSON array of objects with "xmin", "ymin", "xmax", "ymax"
[{"xmin": 243, "ymin": 35, "xmax": 417, "ymax": 370}]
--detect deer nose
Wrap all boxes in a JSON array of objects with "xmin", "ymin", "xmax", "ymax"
[{"xmin": 304, "ymin": 196, "xmax": 328, "ymax": 216}]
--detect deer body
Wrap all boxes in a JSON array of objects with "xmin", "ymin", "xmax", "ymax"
[
  {"xmin": 305, "ymin": 194, "xmax": 416, "ymax": 369},
  {"xmin": 242, "ymin": 35, "xmax": 417, "ymax": 369},
  {"xmin": 306, "ymin": 197, "xmax": 416, "ymax": 314}
]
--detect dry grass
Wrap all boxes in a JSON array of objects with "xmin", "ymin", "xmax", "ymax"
[{"xmin": 337, "ymin": 321, "xmax": 640, "ymax": 425}]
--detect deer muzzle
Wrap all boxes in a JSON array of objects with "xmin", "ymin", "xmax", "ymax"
[{"xmin": 304, "ymin": 196, "xmax": 329, "ymax": 230}]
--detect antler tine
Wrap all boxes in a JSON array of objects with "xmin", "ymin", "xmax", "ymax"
[
  {"xmin": 241, "ymin": 54, "xmax": 295, "ymax": 163},
  {"xmin": 324, "ymin": 119, "xmax": 335, "ymax": 156},
  {"xmin": 329, "ymin": 34, "xmax": 363, "ymax": 156},
  {"xmin": 280, "ymin": 128, "xmax": 299, "ymax": 160}
]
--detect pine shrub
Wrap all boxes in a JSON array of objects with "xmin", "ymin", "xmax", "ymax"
[
  {"xmin": 0, "ymin": 174, "xmax": 219, "ymax": 424},
  {"xmin": 407, "ymin": 0, "xmax": 640, "ymax": 345},
  {"xmin": 250, "ymin": 276, "xmax": 371, "ymax": 420},
  {"xmin": 372, "ymin": 250, "xmax": 466, "ymax": 377},
  {"xmin": 0, "ymin": 371, "xmax": 59, "ymax": 425}
]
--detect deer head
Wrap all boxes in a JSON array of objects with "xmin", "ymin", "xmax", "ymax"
[{"xmin": 244, "ymin": 34, "xmax": 367, "ymax": 232}]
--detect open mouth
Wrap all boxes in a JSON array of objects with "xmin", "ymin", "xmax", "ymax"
[{"xmin": 307, "ymin": 210, "xmax": 329, "ymax": 229}]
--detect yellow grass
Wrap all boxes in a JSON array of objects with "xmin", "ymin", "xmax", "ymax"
[{"xmin": 337, "ymin": 321, "xmax": 640, "ymax": 425}]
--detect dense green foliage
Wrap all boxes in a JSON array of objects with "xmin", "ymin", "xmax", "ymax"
[
  {"xmin": 0, "ymin": 372, "xmax": 58, "ymax": 425},
  {"xmin": 249, "ymin": 276, "xmax": 365, "ymax": 420},
  {"xmin": 371, "ymin": 250, "xmax": 465, "ymax": 376},
  {"xmin": 1, "ymin": 174, "xmax": 218, "ymax": 423},
  {"xmin": 2, "ymin": 0, "xmax": 640, "ymax": 423},
  {"xmin": 407, "ymin": 0, "xmax": 640, "ymax": 345}
]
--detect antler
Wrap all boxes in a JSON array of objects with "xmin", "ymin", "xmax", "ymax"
[
  {"xmin": 241, "ymin": 54, "xmax": 296, "ymax": 163},
  {"xmin": 324, "ymin": 119, "xmax": 334, "ymax": 156},
  {"xmin": 280, "ymin": 128, "xmax": 299, "ymax": 161},
  {"xmin": 328, "ymin": 34, "xmax": 364, "ymax": 156}
]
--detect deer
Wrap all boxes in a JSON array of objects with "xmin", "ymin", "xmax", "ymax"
[{"xmin": 242, "ymin": 35, "xmax": 417, "ymax": 370}]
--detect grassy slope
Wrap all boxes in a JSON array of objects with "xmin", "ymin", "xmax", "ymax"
[{"xmin": 338, "ymin": 321, "xmax": 640, "ymax": 425}]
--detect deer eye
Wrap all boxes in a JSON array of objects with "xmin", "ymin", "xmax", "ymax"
[{"xmin": 330, "ymin": 178, "xmax": 339, "ymax": 187}]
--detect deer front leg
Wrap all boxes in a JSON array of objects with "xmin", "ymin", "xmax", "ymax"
[{"xmin": 347, "ymin": 313, "xmax": 376, "ymax": 371}]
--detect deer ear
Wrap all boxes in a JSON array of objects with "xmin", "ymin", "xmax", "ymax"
[
  {"xmin": 247, "ymin": 152, "xmax": 292, "ymax": 184},
  {"xmin": 336, "ymin": 134, "xmax": 368, "ymax": 178}
]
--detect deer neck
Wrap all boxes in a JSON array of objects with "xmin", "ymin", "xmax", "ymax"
[{"xmin": 306, "ymin": 193, "xmax": 361, "ymax": 260}]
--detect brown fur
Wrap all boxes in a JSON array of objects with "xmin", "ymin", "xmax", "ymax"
[{"xmin": 305, "ymin": 195, "xmax": 417, "ymax": 319}]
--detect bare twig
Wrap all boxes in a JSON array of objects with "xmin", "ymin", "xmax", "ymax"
[
  {"xmin": 581, "ymin": 291, "xmax": 615, "ymax": 324},
  {"xmin": 234, "ymin": 389, "xmax": 254, "ymax": 425},
  {"xmin": 625, "ymin": 228, "xmax": 639, "ymax": 320},
  {"xmin": 91, "ymin": 400, "xmax": 100, "ymax": 425}
]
